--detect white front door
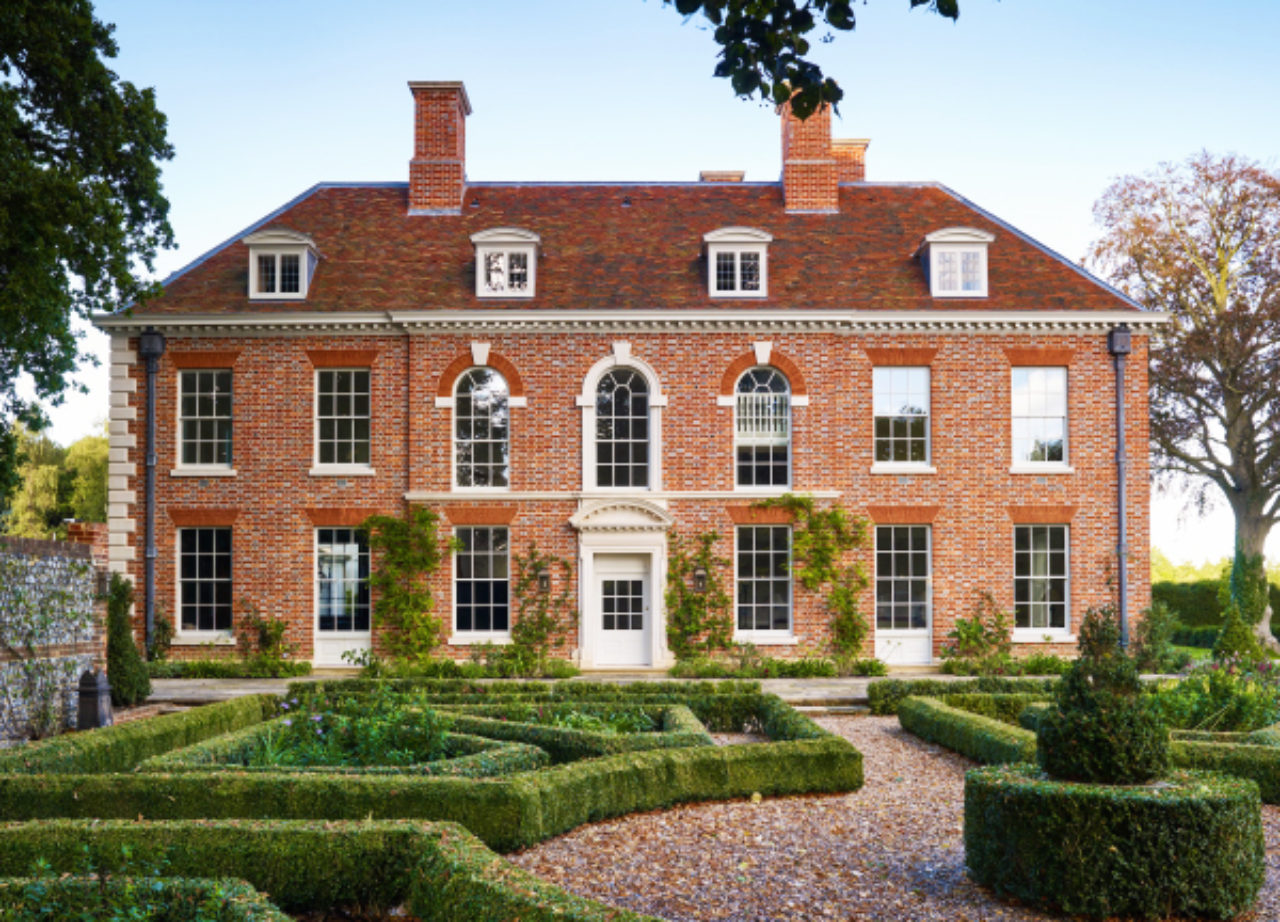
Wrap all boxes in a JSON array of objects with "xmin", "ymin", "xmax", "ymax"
[
  {"xmin": 313, "ymin": 527, "xmax": 372, "ymax": 668},
  {"xmin": 594, "ymin": 554, "xmax": 652, "ymax": 667},
  {"xmin": 873, "ymin": 524, "xmax": 933, "ymax": 666}
]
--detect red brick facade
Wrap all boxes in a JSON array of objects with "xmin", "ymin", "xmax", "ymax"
[{"xmin": 97, "ymin": 80, "xmax": 1158, "ymax": 668}]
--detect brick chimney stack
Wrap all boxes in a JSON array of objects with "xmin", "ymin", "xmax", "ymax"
[
  {"xmin": 780, "ymin": 100, "xmax": 838, "ymax": 213},
  {"xmin": 408, "ymin": 81, "xmax": 471, "ymax": 214},
  {"xmin": 832, "ymin": 138, "xmax": 870, "ymax": 183}
]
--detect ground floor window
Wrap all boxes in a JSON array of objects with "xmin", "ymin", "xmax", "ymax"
[
  {"xmin": 1014, "ymin": 524, "xmax": 1069, "ymax": 631},
  {"xmin": 455, "ymin": 526, "xmax": 510, "ymax": 633},
  {"xmin": 316, "ymin": 527, "xmax": 370, "ymax": 632},
  {"xmin": 875, "ymin": 525, "xmax": 930, "ymax": 630},
  {"xmin": 179, "ymin": 527, "xmax": 232, "ymax": 633},
  {"xmin": 736, "ymin": 525, "xmax": 792, "ymax": 633}
]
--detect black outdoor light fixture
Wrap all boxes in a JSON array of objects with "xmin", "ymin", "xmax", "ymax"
[
  {"xmin": 692, "ymin": 565, "xmax": 709, "ymax": 593},
  {"xmin": 537, "ymin": 568, "xmax": 551, "ymax": 594}
]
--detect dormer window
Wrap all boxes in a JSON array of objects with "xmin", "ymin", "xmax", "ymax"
[
  {"xmin": 704, "ymin": 227, "xmax": 771, "ymax": 298},
  {"xmin": 920, "ymin": 227, "xmax": 994, "ymax": 298},
  {"xmin": 471, "ymin": 228, "xmax": 540, "ymax": 298},
  {"xmin": 243, "ymin": 229, "xmax": 317, "ymax": 300}
]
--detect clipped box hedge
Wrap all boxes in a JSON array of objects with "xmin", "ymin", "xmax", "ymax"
[
  {"xmin": 0, "ymin": 876, "xmax": 291, "ymax": 921},
  {"xmin": 965, "ymin": 764, "xmax": 1264, "ymax": 919},
  {"xmin": 898, "ymin": 697, "xmax": 1037, "ymax": 764},
  {"xmin": 0, "ymin": 819, "xmax": 658, "ymax": 921},
  {"xmin": 0, "ymin": 695, "xmax": 275, "ymax": 774},
  {"xmin": 139, "ymin": 722, "xmax": 549, "ymax": 778},
  {"xmin": 940, "ymin": 693, "xmax": 1050, "ymax": 726},
  {"xmin": 868, "ymin": 677, "xmax": 1058, "ymax": 715}
]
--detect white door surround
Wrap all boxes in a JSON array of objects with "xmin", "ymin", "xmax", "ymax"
[{"xmin": 571, "ymin": 498, "xmax": 674, "ymax": 669}]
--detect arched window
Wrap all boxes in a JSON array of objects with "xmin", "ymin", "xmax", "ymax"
[
  {"xmin": 455, "ymin": 368, "xmax": 509, "ymax": 488},
  {"xmin": 595, "ymin": 368, "xmax": 649, "ymax": 488},
  {"xmin": 735, "ymin": 367, "xmax": 790, "ymax": 487}
]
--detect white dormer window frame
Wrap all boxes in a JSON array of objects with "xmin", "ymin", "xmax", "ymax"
[
  {"xmin": 704, "ymin": 227, "xmax": 771, "ymax": 299},
  {"xmin": 921, "ymin": 227, "xmax": 994, "ymax": 299},
  {"xmin": 243, "ymin": 229, "xmax": 317, "ymax": 301},
  {"xmin": 471, "ymin": 227, "xmax": 540, "ymax": 299}
]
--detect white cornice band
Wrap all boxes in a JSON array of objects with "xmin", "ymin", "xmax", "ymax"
[{"xmin": 94, "ymin": 308, "xmax": 1168, "ymax": 337}]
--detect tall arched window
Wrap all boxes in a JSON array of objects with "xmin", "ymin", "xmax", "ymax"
[
  {"xmin": 455, "ymin": 368, "xmax": 509, "ymax": 488},
  {"xmin": 735, "ymin": 367, "xmax": 790, "ymax": 487},
  {"xmin": 596, "ymin": 368, "xmax": 649, "ymax": 488}
]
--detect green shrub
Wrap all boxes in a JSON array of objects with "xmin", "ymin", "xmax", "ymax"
[
  {"xmin": 897, "ymin": 697, "xmax": 1036, "ymax": 764},
  {"xmin": 0, "ymin": 875, "xmax": 291, "ymax": 922},
  {"xmin": 941, "ymin": 590, "xmax": 1011, "ymax": 660},
  {"xmin": 147, "ymin": 658, "xmax": 312, "ymax": 679},
  {"xmin": 867, "ymin": 676, "xmax": 1058, "ymax": 715},
  {"xmin": 1213, "ymin": 601, "xmax": 1264, "ymax": 661},
  {"xmin": 1171, "ymin": 624, "xmax": 1220, "ymax": 648},
  {"xmin": 1018, "ymin": 701, "xmax": 1050, "ymax": 731},
  {"xmin": 1036, "ymin": 606, "xmax": 1169, "ymax": 784},
  {"xmin": 939, "ymin": 652, "xmax": 1071, "ymax": 677},
  {"xmin": 105, "ymin": 574, "xmax": 150, "ymax": 707},
  {"xmin": 1169, "ymin": 737, "xmax": 1280, "ymax": 802},
  {"xmin": 965, "ymin": 764, "xmax": 1264, "ymax": 919},
  {"xmin": 1131, "ymin": 600, "xmax": 1191, "ymax": 673},
  {"xmin": 1154, "ymin": 659, "xmax": 1280, "ymax": 731},
  {"xmin": 1152, "ymin": 579, "xmax": 1222, "ymax": 626},
  {"xmin": 0, "ymin": 695, "xmax": 274, "ymax": 774},
  {"xmin": 941, "ymin": 693, "xmax": 1051, "ymax": 726}
]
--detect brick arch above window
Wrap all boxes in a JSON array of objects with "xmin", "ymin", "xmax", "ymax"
[
  {"xmin": 435, "ymin": 350, "xmax": 526, "ymax": 399},
  {"xmin": 718, "ymin": 349, "xmax": 808, "ymax": 398}
]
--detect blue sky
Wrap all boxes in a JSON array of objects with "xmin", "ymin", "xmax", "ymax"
[{"xmin": 43, "ymin": 0, "xmax": 1280, "ymax": 563}]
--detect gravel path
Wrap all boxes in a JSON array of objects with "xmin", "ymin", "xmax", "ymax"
[{"xmin": 510, "ymin": 716, "xmax": 1280, "ymax": 921}]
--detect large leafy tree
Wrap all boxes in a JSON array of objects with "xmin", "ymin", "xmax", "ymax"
[
  {"xmin": 1090, "ymin": 152, "xmax": 1280, "ymax": 643},
  {"xmin": 0, "ymin": 0, "xmax": 173, "ymax": 510},
  {"xmin": 663, "ymin": 0, "xmax": 960, "ymax": 118}
]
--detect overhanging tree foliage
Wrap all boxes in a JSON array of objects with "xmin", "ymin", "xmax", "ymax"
[
  {"xmin": 662, "ymin": 0, "xmax": 960, "ymax": 119},
  {"xmin": 0, "ymin": 0, "xmax": 173, "ymax": 509},
  {"xmin": 1090, "ymin": 152, "xmax": 1280, "ymax": 646}
]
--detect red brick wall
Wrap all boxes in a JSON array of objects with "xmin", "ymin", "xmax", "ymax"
[{"xmin": 120, "ymin": 328, "xmax": 1151, "ymax": 664}]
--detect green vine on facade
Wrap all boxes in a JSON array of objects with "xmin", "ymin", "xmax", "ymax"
[
  {"xmin": 363, "ymin": 508, "xmax": 452, "ymax": 661},
  {"xmin": 665, "ymin": 530, "xmax": 733, "ymax": 660},
  {"xmin": 755, "ymin": 493, "xmax": 870, "ymax": 659},
  {"xmin": 508, "ymin": 544, "xmax": 576, "ymax": 672}
]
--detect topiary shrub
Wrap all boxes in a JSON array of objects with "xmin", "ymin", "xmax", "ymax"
[
  {"xmin": 1035, "ymin": 606, "xmax": 1168, "ymax": 784},
  {"xmin": 1131, "ymin": 600, "xmax": 1192, "ymax": 673},
  {"xmin": 105, "ymin": 574, "xmax": 150, "ymax": 708},
  {"xmin": 1213, "ymin": 600, "xmax": 1264, "ymax": 661}
]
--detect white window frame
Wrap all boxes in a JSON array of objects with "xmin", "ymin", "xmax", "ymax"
[
  {"xmin": 175, "ymin": 526, "xmax": 234, "ymax": 644},
  {"xmin": 922, "ymin": 227, "xmax": 993, "ymax": 298},
  {"xmin": 576, "ymin": 344, "xmax": 667, "ymax": 492},
  {"xmin": 453, "ymin": 367, "xmax": 511, "ymax": 492},
  {"xmin": 311, "ymin": 368, "xmax": 374, "ymax": 476},
  {"xmin": 175, "ymin": 368, "xmax": 235, "ymax": 475},
  {"xmin": 1010, "ymin": 366, "xmax": 1071, "ymax": 473},
  {"xmin": 734, "ymin": 366, "xmax": 791, "ymax": 490},
  {"xmin": 871, "ymin": 366, "xmax": 934, "ymax": 473},
  {"xmin": 450, "ymin": 525, "xmax": 513, "ymax": 645},
  {"xmin": 471, "ymin": 227, "xmax": 540, "ymax": 299},
  {"xmin": 704, "ymin": 227, "xmax": 771, "ymax": 299},
  {"xmin": 874, "ymin": 524, "xmax": 932, "ymax": 633},
  {"xmin": 243, "ymin": 229, "xmax": 316, "ymax": 301},
  {"xmin": 314, "ymin": 527, "xmax": 371, "ymax": 637},
  {"xmin": 1012, "ymin": 524, "xmax": 1072, "ymax": 641},
  {"xmin": 733, "ymin": 524, "xmax": 796, "ymax": 644}
]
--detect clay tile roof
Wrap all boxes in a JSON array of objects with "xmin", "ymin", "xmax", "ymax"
[{"xmin": 134, "ymin": 181, "xmax": 1138, "ymax": 316}]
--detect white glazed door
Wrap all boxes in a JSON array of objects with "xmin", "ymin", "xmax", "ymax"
[{"xmin": 594, "ymin": 555, "xmax": 651, "ymax": 667}]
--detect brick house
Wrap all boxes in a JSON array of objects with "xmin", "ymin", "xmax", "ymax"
[{"xmin": 96, "ymin": 80, "xmax": 1160, "ymax": 669}]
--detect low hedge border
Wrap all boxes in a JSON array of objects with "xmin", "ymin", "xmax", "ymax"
[
  {"xmin": 0, "ymin": 693, "xmax": 862, "ymax": 852},
  {"xmin": 868, "ymin": 677, "xmax": 1058, "ymax": 715},
  {"xmin": 0, "ymin": 819, "xmax": 658, "ymax": 921},
  {"xmin": 898, "ymin": 697, "xmax": 1037, "ymax": 764},
  {"xmin": 0, "ymin": 696, "xmax": 275, "ymax": 774},
  {"xmin": 940, "ymin": 693, "xmax": 1051, "ymax": 726},
  {"xmin": 147, "ymin": 659, "xmax": 312, "ymax": 679},
  {"xmin": 138, "ymin": 723, "xmax": 549, "ymax": 778},
  {"xmin": 289, "ymin": 678, "xmax": 761, "ymax": 700},
  {"xmin": 0, "ymin": 876, "xmax": 291, "ymax": 921},
  {"xmin": 965, "ymin": 764, "xmax": 1264, "ymax": 919}
]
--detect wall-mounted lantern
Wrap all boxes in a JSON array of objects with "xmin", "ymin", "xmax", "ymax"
[
  {"xmin": 537, "ymin": 568, "xmax": 551, "ymax": 594},
  {"xmin": 692, "ymin": 566, "xmax": 708, "ymax": 593}
]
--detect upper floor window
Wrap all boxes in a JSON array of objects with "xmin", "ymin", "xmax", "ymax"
[
  {"xmin": 596, "ymin": 368, "xmax": 649, "ymax": 488},
  {"xmin": 873, "ymin": 367, "xmax": 930, "ymax": 464},
  {"xmin": 704, "ymin": 227, "xmax": 771, "ymax": 298},
  {"xmin": 179, "ymin": 370, "xmax": 232, "ymax": 467},
  {"xmin": 470, "ymin": 227, "xmax": 539, "ymax": 298},
  {"xmin": 455, "ymin": 368, "xmax": 510, "ymax": 488},
  {"xmin": 243, "ymin": 229, "xmax": 317, "ymax": 300},
  {"xmin": 1011, "ymin": 367, "xmax": 1067, "ymax": 464},
  {"xmin": 316, "ymin": 369, "xmax": 370, "ymax": 467},
  {"xmin": 921, "ymin": 227, "xmax": 993, "ymax": 298},
  {"xmin": 735, "ymin": 367, "xmax": 790, "ymax": 487},
  {"xmin": 179, "ymin": 527, "xmax": 232, "ymax": 635}
]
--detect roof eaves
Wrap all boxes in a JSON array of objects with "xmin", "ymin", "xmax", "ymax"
[{"xmin": 935, "ymin": 183, "xmax": 1145, "ymax": 312}]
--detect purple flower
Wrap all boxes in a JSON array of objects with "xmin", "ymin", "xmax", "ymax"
[
  {"xmin": 282, "ymin": 719, "xmax": 292, "ymax": 727},
  {"xmin": 311, "ymin": 714, "xmax": 323, "ymax": 722},
  {"xmin": 280, "ymin": 702, "xmax": 290, "ymax": 711}
]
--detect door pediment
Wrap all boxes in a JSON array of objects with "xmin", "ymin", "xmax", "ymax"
[{"xmin": 570, "ymin": 499, "xmax": 674, "ymax": 533}]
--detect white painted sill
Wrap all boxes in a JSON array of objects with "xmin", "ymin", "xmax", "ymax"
[
  {"xmin": 172, "ymin": 634, "xmax": 237, "ymax": 647},
  {"xmin": 733, "ymin": 633, "xmax": 799, "ymax": 646},
  {"xmin": 1012, "ymin": 632, "xmax": 1076, "ymax": 644},
  {"xmin": 870, "ymin": 463, "xmax": 937, "ymax": 475},
  {"xmin": 309, "ymin": 466, "xmax": 376, "ymax": 477},
  {"xmin": 170, "ymin": 467, "xmax": 237, "ymax": 478},
  {"xmin": 448, "ymin": 634, "xmax": 512, "ymax": 646},
  {"xmin": 1009, "ymin": 463, "xmax": 1074, "ymax": 475}
]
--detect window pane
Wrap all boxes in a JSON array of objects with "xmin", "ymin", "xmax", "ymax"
[
  {"xmin": 735, "ymin": 526, "xmax": 791, "ymax": 633},
  {"xmin": 179, "ymin": 528, "xmax": 232, "ymax": 634},
  {"xmin": 454, "ymin": 527, "xmax": 510, "ymax": 635}
]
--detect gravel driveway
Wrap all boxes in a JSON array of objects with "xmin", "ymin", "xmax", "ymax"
[{"xmin": 510, "ymin": 715, "xmax": 1280, "ymax": 921}]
